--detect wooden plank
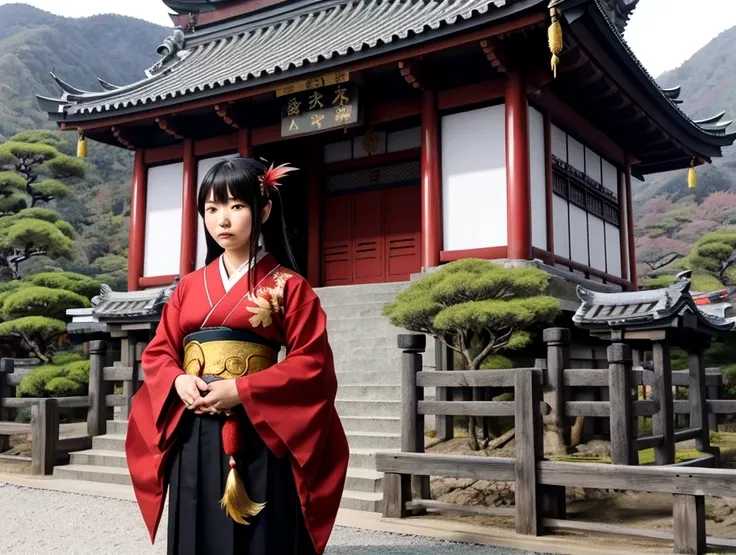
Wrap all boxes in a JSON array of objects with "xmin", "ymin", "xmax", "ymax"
[
  {"xmin": 632, "ymin": 400, "xmax": 658, "ymax": 417},
  {"xmin": 674, "ymin": 428, "xmax": 702, "ymax": 443},
  {"xmin": 103, "ymin": 367, "xmax": 133, "ymax": 381},
  {"xmin": 689, "ymin": 350, "xmax": 711, "ymax": 456},
  {"xmin": 608, "ymin": 344, "xmax": 635, "ymax": 465},
  {"xmin": 416, "ymin": 368, "xmax": 540, "ymax": 388},
  {"xmin": 563, "ymin": 369, "xmax": 608, "ymax": 387},
  {"xmin": 0, "ymin": 422, "xmax": 32, "ymax": 435},
  {"xmin": 434, "ymin": 338, "xmax": 453, "ymax": 442},
  {"xmin": 105, "ymin": 394, "xmax": 128, "ymax": 407},
  {"xmin": 57, "ymin": 435, "xmax": 92, "ymax": 453},
  {"xmin": 418, "ymin": 401, "xmax": 515, "ymax": 416},
  {"xmin": 670, "ymin": 455, "xmax": 714, "ymax": 468},
  {"xmin": 544, "ymin": 328, "xmax": 570, "ymax": 451},
  {"xmin": 382, "ymin": 473, "xmax": 411, "ymax": 518},
  {"xmin": 31, "ymin": 398, "xmax": 58, "ymax": 476},
  {"xmin": 408, "ymin": 500, "xmax": 515, "ymax": 518},
  {"xmin": 565, "ymin": 401, "xmax": 610, "ymax": 417},
  {"xmin": 634, "ymin": 434, "xmax": 664, "ymax": 451},
  {"xmin": 88, "ymin": 341, "xmax": 108, "ymax": 437},
  {"xmin": 674, "ymin": 494, "xmax": 706, "ymax": 555},
  {"xmin": 652, "ymin": 341, "xmax": 674, "ymax": 465},
  {"xmin": 3, "ymin": 397, "xmax": 90, "ymax": 409},
  {"xmin": 375, "ymin": 452, "xmax": 515, "ymax": 481},
  {"xmin": 538, "ymin": 461, "xmax": 736, "ymax": 497},
  {"xmin": 515, "ymin": 368, "xmax": 541, "ymax": 536},
  {"xmin": 543, "ymin": 518, "xmax": 673, "ymax": 541},
  {"xmin": 0, "ymin": 453, "xmax": 31, "ymax": 462},
  {"xmin": 707, "ymin": 400, "xmax": 736, "ymax": 414}
]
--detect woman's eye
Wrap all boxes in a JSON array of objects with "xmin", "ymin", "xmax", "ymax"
[
  {"xmin": 206, "ymin": 207, "xmax": 217, "ymax": 213},
  {"xmin": 231, "ymin": 204, "xmax": 245, "ymax": 210}
]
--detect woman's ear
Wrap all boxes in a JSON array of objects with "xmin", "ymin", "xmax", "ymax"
[{"xmin": 261, "ymin": 200, "xmax": 273, "ymax": 224}]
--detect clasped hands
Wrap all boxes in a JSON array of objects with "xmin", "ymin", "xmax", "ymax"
[{"xmin": 174, "ymin": 374, "xmax": 241, "ymax": 415}]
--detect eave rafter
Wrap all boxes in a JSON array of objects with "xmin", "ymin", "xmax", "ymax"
[
  {"xmin": 398, "ymin": 60, "xmax": 424, "ymax": 90},
  {"xmin": 110, "ymin": 126, "xmax": 135, "ymax": 150},
  {"xmin": 479, "ymin": 39, "xmax": 507, "ymax": 73},
  {"xmin": 214, "ymin": 102, "xmax": 242, "ymax": 129},
  {"xmin": 155, "ymin": 117, "xmax": 186, "ymax": 140}
]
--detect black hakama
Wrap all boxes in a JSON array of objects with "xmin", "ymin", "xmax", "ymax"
[{"xmin": 166, "ymin": 408, "xmax": 317, "ymax": 555}]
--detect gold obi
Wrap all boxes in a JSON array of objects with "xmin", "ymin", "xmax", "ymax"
[{"xmin": 182, "ymin": 327, "xmax": 279, "ymax": 380}]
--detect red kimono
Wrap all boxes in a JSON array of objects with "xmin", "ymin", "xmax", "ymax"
[{"xmin": 125, "ymin": 253, "xmax": 349, "ymax": 554}]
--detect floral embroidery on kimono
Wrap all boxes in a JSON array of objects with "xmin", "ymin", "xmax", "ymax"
[{"xmin": 246, "ymin": 271, "xmax": 293, "ymax": 328}]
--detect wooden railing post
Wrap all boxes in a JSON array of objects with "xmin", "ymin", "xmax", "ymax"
[
  {"xmin": 434, "ymin": 337, "xmax": 453, "ymax": 441},
  {"xmin": 688, "ymin": 349, "xmax": 717, "ymax": 465},
  {"xmin": 608, "ymin": 343, "xmax": 636, "ymax": 465},
  {"xmin": 673, "ymin": 494, "xmax": 706, "ymax": 554},
  {"xmin": 31, "ymin": 398, "xmax": 58, "ymax": 475},
  {"xmin": 398, "ymin": 333, "xmax": 430, "ymax": 502},
  {"xmin": 515, "ymin": 367, "xmax": 542, "ymax": 536},
  {"xmin": 88, "ymin": 340, "xmax": 108, "ymax": 437},
  {"xmin": 652, "ymin": 341, "xmax": 674, "ymax": 465},
  {"xmin": 0, "ymin": 358, "xmax": 13, "ymax": 452},
  {"xmin": 543, "ymin": 327, "xmax": 570, "ymax": 454}
]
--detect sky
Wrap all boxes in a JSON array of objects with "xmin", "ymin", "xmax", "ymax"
[{"xmin": 1, "ymin": 0, "xmax": 735, "ymax": 78}]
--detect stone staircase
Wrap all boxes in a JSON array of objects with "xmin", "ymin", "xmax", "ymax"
[{"xmin": 54, "ymin": 281, "xmax": 435, "ymax": 513}]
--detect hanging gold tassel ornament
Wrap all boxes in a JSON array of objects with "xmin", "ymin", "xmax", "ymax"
[
  {"xmin": 76, "ymin": 130, "xmax": 87, "ymax": 158},
  {"xmin": 688, "ymin": 158, "xmax": 697, "ymax": 189},
  {"xmin": 548, "ymin": 2, "xmax": 563, "ymax": 78},
  {"xmin": 219, "ymin": 416, "xmax": 265, "ymax": 524}
]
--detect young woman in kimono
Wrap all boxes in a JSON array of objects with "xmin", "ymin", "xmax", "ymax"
[{"xmin": 125, "ymin": 157, "xmax": 349, "ymax": 555}]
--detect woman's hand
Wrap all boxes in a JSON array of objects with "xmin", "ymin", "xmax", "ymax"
[
  {"xmin": 189, "ymin": 379, "xmax": 240, "ymax": 413},
  {"xmin": 174, "ymin": 374, "xmax": 211, "ymax": 412}
]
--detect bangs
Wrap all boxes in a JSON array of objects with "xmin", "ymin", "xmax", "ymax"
[{"xmin": 197, "ymin": 157, "xmax": 266, "ymax": 215}]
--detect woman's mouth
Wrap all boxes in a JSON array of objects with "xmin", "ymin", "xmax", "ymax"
[{"xmin": 218, "ymin": 233, "xmax": 233, "ymax": 239}]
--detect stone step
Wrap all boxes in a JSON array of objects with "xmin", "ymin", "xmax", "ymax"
[
  {"xmin": 106, "ymin": 420, "xmax": 128, "ymax": 435},
  {"xmin": 337, "ymin": 384, "xmax": 401, "ymax": 401},
  {"xmin": 54, "ymin": 464, "xmax": 131, "ymax": 486},
  {"xmin": 92, "ymin": 434, "xmax": 126, "ymax": 452},
  {"xmin": 320, "ymin": 292, "xmax": 401, "ymax": 306},
  {"xmin": 70, "ymin": 449, "xmax": 128, "ymax": 468},
  {"xmin": 339, "ymin": 489, "xmax": 383, "ymax": 512},
  {"xmin": 346, "ymin": 431, "xmax": 400, "ymax": 450},
  {"xmin": 335, "ymin": 399, "xmax": 400, "ymax": 418},
  {"xmin": 330, "ymin": 336, "xmax": 401, "ymax": 351},
  {"xmin": 335, "ymin": 370, "xmax": 400, "ymax": 385},
  {"xmin": 344, "ymin": 467, "xmax": 384, "ymax": 493},
  {"xmin": 339, "ymin": 416, "xmax": 400, "ymax": 434},
  {"xmin": 348, "ymin": 447, "xmax": 399, "ymax": 470},
  {"xmin": 326, "ymin": 317, "xmax": 402, "ymax": 334},
  {"xmin": 322, "ymin": 302, "xmax": 392, "ymax": 320},
  {"xmin": 316, "ymin": 282, "xmax": 407, "ymax": 300}
]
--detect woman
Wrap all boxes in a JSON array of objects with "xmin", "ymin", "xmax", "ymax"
[{"xmin": 125, "ymin": 157, "xmax": 349, "ymax": 555}]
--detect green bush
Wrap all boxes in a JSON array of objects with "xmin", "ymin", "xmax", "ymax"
[
  {"xmin": 51, "ymin": 352, "xmax": 84, "ymax": 366},
  {"xmin": 45, "ymin": 376, "xmax": 85, "ymax": 397},
  {"xmin": 480, "ymin": 355, "xmax": 515, "ymax": 370},
  {"xmin": 17, "ymin": 365, "xmax": 65, "ymax": 397},
  {"xmin": 16, "ymin": 356, "xmax": 90, "ymax": 397},
  {"xmin": 64, "ymin": 360, "xmax": 90, "ymax": 385}
]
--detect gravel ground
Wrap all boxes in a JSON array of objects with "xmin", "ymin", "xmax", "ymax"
[{"xmin": 0, "ymin": 483, "xmax": 543, "ymax": 555}]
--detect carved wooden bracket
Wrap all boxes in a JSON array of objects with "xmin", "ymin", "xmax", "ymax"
[
  {"xmin": 155, "ymin": 117, "xmax": 185, "ymax": 140},
  {"xmin": 214, "ymin": 103, "xmax": 241, "ymax": 129},
  {"xmin": 480, "ymin": 39, "xmax": 506, "ymax": 73},
  {"xmin": 110, "ymin": 126, "xmax": 135, "ymax": 150},
  {"xmin": 398, "ymin": 60, "xmax": 424, "ymax": 89}
]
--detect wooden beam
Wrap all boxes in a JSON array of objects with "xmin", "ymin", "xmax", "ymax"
[
  {"xmin": 398, "ymin": 60, "xmax": 424, "ymax": 89},
  {"xmin": 155, "ymin": 117, "xmax": 185, "ymax": 140},
  {"xmin": 506, "ymin": 70, "xmax": 532, "ymax": 260},
  {"xmin": 214, "ymin": 102, "xmax": 241, "ymax": 129},
  {"xmin": 128, "ymin": 150, "xmax": 147, "ymax": 291},
  {"xmin": 375, "ymin": 452, "xmax": 515, "ymax": 481},
  {"xmin": 480, "ymin": 39, "xmax": 507, "ymax": 72},
  {"xmin": 110, "ymin": 126, "xmax": 135, "ymax": 150}
]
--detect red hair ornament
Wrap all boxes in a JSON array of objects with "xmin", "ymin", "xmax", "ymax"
[{"xmin": 259, "ymin": 162, "xmax": 298, "ymax": 196}]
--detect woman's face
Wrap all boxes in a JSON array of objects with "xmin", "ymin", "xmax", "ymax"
[{"xmin": 203, "ymin": 188, "xmax": 271, "ymax": 253}]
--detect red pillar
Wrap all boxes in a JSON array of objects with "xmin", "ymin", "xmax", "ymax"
[
  {"xmin": 307, "ymin": 142, "xmax": 322, "ymax": 287},
  {"xmin": 543, "ymin": 110, "xmax": 555, "ymax": 263},
  {"xmin": 505, "ymin": 71, "xmax": 532, "ymax": 260},
  {"xmin": 421, "ymin": 89, "xmax": 441, "ymax": 269},
  {"xmin": 625, "ymin": 158, "xmax": 638, "ymax": 290},
  {"xmin": 179, "ymin": 139, "xmax": 197, "ymax": 277},
  {"xmin": 128, "ymin": 150, "xmax": 147, "ymax": 291},
  {"xmin": 238, "ymin": 128, "xmax": 252, "ymax": 157}
]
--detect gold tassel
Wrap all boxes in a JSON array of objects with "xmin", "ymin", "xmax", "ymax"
[
  {"xmin": 688, "ymin": 158, "xmax": 697, "ymax": 189},
  {"xmin": 77, "ymin": 131, "xmax": 87, "ymax": 158},
  {"xmin": 548, "ymin": 6, "xmax": 563, "ymax": 78},
  {"xmin": 220, "ymin": 456, "xmax": 266, "ymax": 525}
]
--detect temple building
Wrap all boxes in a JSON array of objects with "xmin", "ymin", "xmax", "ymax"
[
  {"xmin": 37, "ymin": 0, "xmax": 736, "ymax": 511},
  {"xmin": 37, "ymin": 0, "xmax": 736, "ymax": 292}
]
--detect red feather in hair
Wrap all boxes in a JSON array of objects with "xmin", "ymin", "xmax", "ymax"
[{"xmin": 259, "ymin": 162, "xmax": 298, "ymax": 195}]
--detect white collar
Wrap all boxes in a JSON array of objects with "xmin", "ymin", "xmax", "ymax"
[{"xmin": 218, "ymin": 234, "xmax": 267, "ymax": 292}]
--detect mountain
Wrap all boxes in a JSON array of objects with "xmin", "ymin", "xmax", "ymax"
[{"xmin": 0, "ymin": 4, "xmax": 167, "ymax": 289}]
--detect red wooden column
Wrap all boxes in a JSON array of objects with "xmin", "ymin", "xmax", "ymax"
[
  {"xmin": 238, "ymin": 128, "xmax": 252, "ymax": 157},
  {"xmin": 128, "ymin": 150, "xmax": 148, "ymax": 291},
  {"xmin": 420, "ymin": 89, "xmax": 441, "ymax": 269},
  {"xmin": 543, "ymin": 110, "xmax": 555, "ymax": 262},
  {"xmin": 179, "ymin": 139, "xmax": 197, "ymax": 277},
  {"xmin": 617, "ymin": 167, "xmax": 630, "ymax": 283},
  {"xmin": 505, "ymin": 71, "xmax": 532, "ymax": 260},
  {"xmin": 307, "ymin": 142, "xmax": 322, "ymax": 287},
  {"xmin": 625, "ymin": 157, "xmax": 638, "ymax": 290}
]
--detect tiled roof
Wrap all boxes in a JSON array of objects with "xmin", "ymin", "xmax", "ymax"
[
  {"xmin": 37, "ymin": 0, "xmax": 519, "ymax": 120},
  {"xmin": 90, "ymin": 283, "xmax": 177, "ymax": 321},
  {"xmin": 572, "ymin": 271, "xmax": 735, "ymax": 333}
]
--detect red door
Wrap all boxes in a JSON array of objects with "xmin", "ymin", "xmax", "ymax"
[{"xmin": 321, "ymin": 185, "xmax": 421, "ymax": 286}]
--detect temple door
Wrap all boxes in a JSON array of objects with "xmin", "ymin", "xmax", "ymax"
[
  {"xmin": 385, "ymin": 185, "xmax": 421, "ymax": 281},
  {"xmin": 322, "ymin": 195, "xmax": 353, "ymax": 286}
]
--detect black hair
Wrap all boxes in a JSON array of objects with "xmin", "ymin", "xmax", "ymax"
[{"xmin": 197, "ymin": 157, "xmax": 298, "ymax": 288}]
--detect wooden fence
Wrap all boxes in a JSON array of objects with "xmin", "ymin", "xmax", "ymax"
[
  {"xmin": 0, "ymin": 340, "xmax": 141, "ymax": 474},
  {"xmin": 376, "ymin": 332, "xmax": 736, "ymax": 555}
]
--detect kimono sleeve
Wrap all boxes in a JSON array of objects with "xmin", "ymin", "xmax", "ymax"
[
  {"xmin": 140, "ymin": 280, "xmax": 187, "ymax": 429},
  {"xmin": 236, "ymin": 278, "xmax": 337, "ymax": 467}
]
